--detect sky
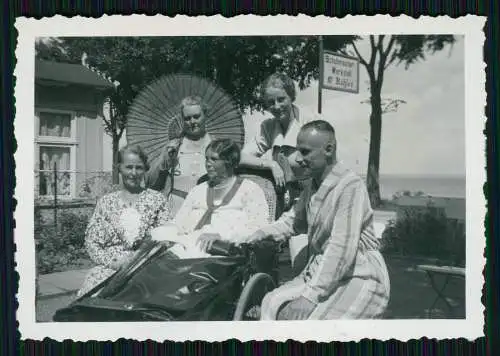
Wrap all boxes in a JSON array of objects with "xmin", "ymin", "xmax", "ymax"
[
  {"xmin": 109, "ymin": 35, "xmax": 465, "ymax": 177},
  {"xmin": 243, "ymin": 36, "xmax": 465, "ymax": 177}
]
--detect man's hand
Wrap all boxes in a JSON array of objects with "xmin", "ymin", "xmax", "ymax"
[
  {"xmin": 196, "ymin": 232, "xmax": 222, "ymax": 252},
  {"xmin": 276, "ymin": 296, "xmax": 316, "ymax": 320},
  {"xmin": 270, "ymin": 161, "xmax": 286, "ymax": 190}
]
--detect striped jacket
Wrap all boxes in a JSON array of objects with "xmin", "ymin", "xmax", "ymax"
[{"xmin": 259, "ymin": 162, "xmax": 389, "ymax": 306}]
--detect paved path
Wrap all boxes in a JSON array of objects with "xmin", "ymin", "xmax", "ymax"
[
  {"xmin": 37, "ymin": 269, "xmax": 88, "ymax": 322},
  {"xmin": 38, "ymin": 269, "xmax": 88, "ymax": 299}
]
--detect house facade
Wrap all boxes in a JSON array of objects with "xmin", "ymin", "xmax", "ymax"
[{"xmin": 34, "ymin": 60, "xmax": 115, "ymax": 201}]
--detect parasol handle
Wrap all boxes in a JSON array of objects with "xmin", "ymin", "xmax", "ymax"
[{"xmin": 165, "ymin": 136, "xmax": 184, "ymax": 197}]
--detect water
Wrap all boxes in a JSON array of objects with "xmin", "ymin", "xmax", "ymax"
[{"xmin": 374, "ymin": 175, "xmax": 466, "ymax": 200}]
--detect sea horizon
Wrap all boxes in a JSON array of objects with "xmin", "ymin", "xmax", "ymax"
[{"xmin": 358, "ymin": 173, "xmax": 467, "ymax": 199}]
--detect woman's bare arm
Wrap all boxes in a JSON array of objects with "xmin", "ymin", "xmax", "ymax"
[{"xmin": 239, "ymin": 152, "xmax": 286, "ymax": 189}]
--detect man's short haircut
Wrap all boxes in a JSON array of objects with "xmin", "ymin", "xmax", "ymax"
[
  {"xmin": 300, "ymin": 120, "xmax": 336, "ymax": 142},
  {"xmin": 180, "ymin": 96, "xmax": 209, "ymax": 117}
]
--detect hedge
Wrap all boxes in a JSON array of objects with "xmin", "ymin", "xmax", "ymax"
[
  {"xmin": 381, "ymin": 203, "xmax": 465, "ymax": 266},
  {"xmin": 35, "ymin": 208, "xmax": 92, "ymax": 274}
]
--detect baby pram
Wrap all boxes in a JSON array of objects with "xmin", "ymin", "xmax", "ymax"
[
  {"xmin": 53, "ymin": 170, "xmax": 284, "ymax": 322},
  {"xmin": 53, "ymin": 239, "xmax": 280, "ymax": 322}
]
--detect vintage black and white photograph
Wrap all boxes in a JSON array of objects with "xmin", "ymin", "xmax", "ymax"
[{"xmin": 15, "ymin": 15, "xmax": 485, "ymax": 341}]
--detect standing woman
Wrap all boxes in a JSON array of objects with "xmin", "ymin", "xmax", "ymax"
[
  {"xmin": 146, "ymin": 96, "xmax": 213, "ymax": 215},
  {"xmin": 77, "ymin": 145, "xmax": 171, "ymax": 297},
  {"xmin": 240, "ymin": 73, "xmax": 319, "ymax": 205}
]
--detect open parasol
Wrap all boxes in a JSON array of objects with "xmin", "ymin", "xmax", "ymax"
[{"xmin": 126, "ymin": 74, "xmax": 245, "ymax": 167}]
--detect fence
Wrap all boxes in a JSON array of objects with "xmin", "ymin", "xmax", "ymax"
[
  {"xmin": 34, "ymin": 163, "xmax": 115, "ymax": 229},
  {"xmin": 34, "ymin": 164, "xmax": 117, "ymax": 274}
]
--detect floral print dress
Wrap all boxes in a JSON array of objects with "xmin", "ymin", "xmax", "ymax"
[{"xmin": 77, "ymin": 189, "xmax": 171, "ymax": 296}]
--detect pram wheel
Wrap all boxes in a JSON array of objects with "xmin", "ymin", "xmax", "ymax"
[{"xmin": 233, "ymin": 273, "xmax": 275, "ymax": 321}]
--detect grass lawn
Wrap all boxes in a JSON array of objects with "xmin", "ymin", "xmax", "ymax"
[
  {"xmin": 383, "ymin": 255, "xmax": 464, "ymax": 318},
  {"xmin": 276, "ymin": 252, "xmax": 465, "ymax": 319}
]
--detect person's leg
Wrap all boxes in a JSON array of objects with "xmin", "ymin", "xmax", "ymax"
[
  {"xmin": 260, "ymin": 277, "xmax": 305, "ymax": 320},
  {"xmin": 308, "ymin": 278, "xmax": 389, "ymax": 319},
  {"xmin": 276, "ymin": 301, "xmax": 293, "ymax": 320}
]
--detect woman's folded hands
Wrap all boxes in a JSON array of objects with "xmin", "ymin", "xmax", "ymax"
[{"xmin": 108, "ymin": 251, "xmax": 137, "ymax": 270}]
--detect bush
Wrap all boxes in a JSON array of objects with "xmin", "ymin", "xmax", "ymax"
[
  {"xmin": 35, "ymin": 209, "xmax": 91, "ymax": 274},
  {"xmin": 392, "ymin": 190, "xmax": 427, "ymax": 200},
  {"xmin": 381, "ymin": 204, "xmax": 465, "ymax": 266},
  {"xmin": 78, "ymin": 172, "xmax": 114, "ymax": 199}
]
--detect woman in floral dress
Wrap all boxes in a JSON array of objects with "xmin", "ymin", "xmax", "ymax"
[{"xmin": 77, "ymin": 145, "xmax": 171, "ymax": 297}]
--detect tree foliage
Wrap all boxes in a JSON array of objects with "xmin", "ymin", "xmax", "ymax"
[
  {"xmin": 36, "ymin": 36, "xmax": 355, "ymax": 182},
  {"xmin": 331, "ymin": 35, "xmax": 456, "ymax": 206},
  {"xmin": 35, "ymin": 38, "xmax": 74, "ymax": 63},
  {"xmin": 36, "ymin": 35, "xmax": 455, "ymax": 199},
  {"xmin": 55, "ymin": 36, "xmax": 356, "ymax": 110}
]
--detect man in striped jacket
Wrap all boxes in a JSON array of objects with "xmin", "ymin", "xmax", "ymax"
[{"xmin": 243, "ymin": 120, "xmax": 390, "ymax": 320}]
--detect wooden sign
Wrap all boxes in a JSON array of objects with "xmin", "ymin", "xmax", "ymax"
[{"xmin": 321, "ymin": 51, "xmax": 360, "ymax": 94}]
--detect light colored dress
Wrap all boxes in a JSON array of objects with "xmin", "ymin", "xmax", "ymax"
[
  {"xmin": 242, "ymin": 104, "xmax": 319, "ymax": 161},
  {"xmin": 77, "ymin": 189, "xmax": 171, "ymax": 296},
  {"xmin": 151, "ymin": 178, "xmax": 269, "ymax": 258},
  {"xmin": 146, "ymin": 134, "xmax": 212, "ymax": 216},
  {"xmin": 257, "ymin": 163, "xmax": 390, "ymax": 320},
  {"xmin": 170, "ymin": 134, "xmax": 212, "ymax": 212},
  {"xmin": 242, "ymin": 104, "xmax": 319, "ymax": 209}
]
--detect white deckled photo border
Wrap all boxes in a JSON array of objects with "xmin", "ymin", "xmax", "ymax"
[{"xmin": 14, "ymin": 14, "xmax": 486, "ymax": 342}]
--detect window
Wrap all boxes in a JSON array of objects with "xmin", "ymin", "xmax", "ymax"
[
  {"xmin": 39, "ymin": 111, "xmax": 72, "ymax": 138},
  {"xmin": 35, "ymin": 110, "xmax": 77, "ymax": 199}
]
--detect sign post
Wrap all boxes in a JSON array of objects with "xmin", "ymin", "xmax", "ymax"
[
  {"xmin": 317, "ymin": 41, "xmax": 360, "ymax": 113},
  {"xmin": 318, "ymin": 36, "xmax": 324, "ymax": 114}
]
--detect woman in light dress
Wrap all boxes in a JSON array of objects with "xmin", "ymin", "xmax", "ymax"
[
  {"xmin": 240, "ymin": 73, "xmax": 320, "ymax": 267},
  {"xmin": 77, "ymin": 145, "xmax": 171, "ymax": 296},
  {"xmin": 150, "ymin": 139, "xmax": 270, "ymax": 258},
  {"xmin": 240, "ymin": 72, "xmax": 320, "ymax": 195},
  {"xmin": 146, "ymin": 96, "xmax": 213, "ymax": 216}
]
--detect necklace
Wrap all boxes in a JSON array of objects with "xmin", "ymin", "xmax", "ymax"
[
  {"xmin": 212, "ymin": 176, "xmax": 237, "ymax": 190},
  {"xmin": 120, "ymin": 190, "xmax": 142, "ymax": 207}
]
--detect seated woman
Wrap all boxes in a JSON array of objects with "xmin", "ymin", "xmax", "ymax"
[
  {"xmin": 77, "ymin": 145, "xmax": 171, "ymax": 297},
  {"xmin": 150, "ymin": 139, "xmax": 269, "ymax": 258}
]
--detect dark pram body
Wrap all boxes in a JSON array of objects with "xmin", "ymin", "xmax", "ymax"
[{"xmin": 53, "ymin": 239, "xmax": 279, "ymax": 322}]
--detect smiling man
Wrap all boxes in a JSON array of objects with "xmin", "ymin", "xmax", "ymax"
[
  {"xmin": 242, "ymin": 120, "xmax": 390, "ymax": 320},
  {"xmin": 146, "ymin": 96, "xmax": 212, "ymax": 214}
]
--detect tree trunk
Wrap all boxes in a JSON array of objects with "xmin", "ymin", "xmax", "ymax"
[
  {"xmin": 112, "ymin": 134, "xmax": 120, "ymax": 184},
  {"xmin": 366, "ymin": 85, "xmax": 383, "ymax": 208}
]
